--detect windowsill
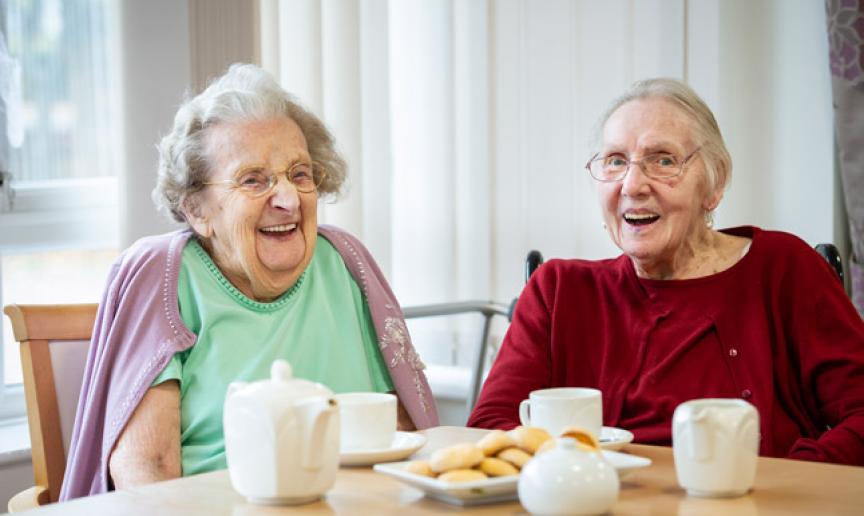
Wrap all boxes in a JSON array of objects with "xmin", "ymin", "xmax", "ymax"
[{"xmin": 0, "ymin": 418, "xmax": 31, "ymax": 466}]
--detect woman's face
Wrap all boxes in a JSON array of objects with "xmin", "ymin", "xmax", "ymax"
[
  {"xmin": 597, "ymin": 97, "xmax": 721, "ymax": 276},
  {"xmin": 186, "ymin": 117, "xmax": 318, "ymax": 301}
]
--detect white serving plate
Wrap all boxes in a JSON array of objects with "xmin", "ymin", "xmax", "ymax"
[{"xmin": 373, "ymin": 449, "xmax": 651, "ymax": 506}]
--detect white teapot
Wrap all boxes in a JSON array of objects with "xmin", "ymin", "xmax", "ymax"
[
  {"xmin": 518, "ymin": 437, "xmax": 619, "ymax": 515},
  {"xmin": 223, "ymin": 359, "xmax": 340, "ymax": 505}
]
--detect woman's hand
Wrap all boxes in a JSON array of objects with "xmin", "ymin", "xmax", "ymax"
[
  {"xmin": 109, "ymin": 381, "xmax": 182, "ymax": 488},
  {"xmin": 394, "ymin": 393, "xmax": 417, "ymax": 431}
]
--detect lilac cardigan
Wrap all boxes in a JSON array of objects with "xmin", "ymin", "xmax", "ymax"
[{"xmin": 60, "ymin": 225, "xmax": 438, "ymax": 501}]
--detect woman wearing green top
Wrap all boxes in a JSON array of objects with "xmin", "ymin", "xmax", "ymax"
[{"xmin": 62, "ymin": 64, "xmax": 438, "ymax": 497}]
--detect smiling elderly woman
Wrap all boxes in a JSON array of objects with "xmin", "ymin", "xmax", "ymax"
[
  {"xmin": 468, "ymin": 78, "xmax": 864, "ymax": 465},
  {"xmin": 60, "ymin": 64, "xmax": 437, "ymax": 500}
]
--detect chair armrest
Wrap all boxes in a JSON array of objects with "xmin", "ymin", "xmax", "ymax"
[{"xmin": 7, "ymin": 485, "xmax": 50, "ymax": 513}]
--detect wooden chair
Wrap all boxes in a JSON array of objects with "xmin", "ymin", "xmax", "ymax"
[{"xmin": 3, "ymin": 303, "xmax": 97, "ymax": 512}]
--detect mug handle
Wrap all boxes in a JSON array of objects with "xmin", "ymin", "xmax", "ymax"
[{"xmin": 519, "ymin": 399, "xmax": 531, "ymax": 426}]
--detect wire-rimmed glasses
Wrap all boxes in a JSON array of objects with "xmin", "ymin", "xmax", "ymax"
[
  {"xmin": 585, "ymin": 147, "xmax": 701, "ymax": 182},
  {"xmin": 203, "ymin": 161, "xmax": 325, "ymax": 197}
]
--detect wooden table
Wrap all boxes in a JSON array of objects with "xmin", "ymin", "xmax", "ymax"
[{"xmin": 26, "ymin": 427, "xmax": 864, "ymax": 515}]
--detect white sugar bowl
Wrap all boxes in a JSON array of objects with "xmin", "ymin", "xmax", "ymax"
[{"xmin": 518, "ymin": 437, "xmax": 620, "ymax": 515}]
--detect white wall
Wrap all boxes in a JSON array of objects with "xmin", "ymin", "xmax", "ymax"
[
  {"xmin": 118, "ymin": 0, "xmax": 191, "ymax": 246},
  {"xmin": 118, "ymin": 0, "xmax": 261, "ymax": 247}
]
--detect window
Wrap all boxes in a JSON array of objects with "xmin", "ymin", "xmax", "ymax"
[{"xmin": 0, "ymin": 0, "xmax": 120, "ymax": 418}]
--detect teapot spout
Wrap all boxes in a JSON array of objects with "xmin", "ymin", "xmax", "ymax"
[{"xmin": 298, "ymin": 397, "xmax": 339, "ymax": 470}]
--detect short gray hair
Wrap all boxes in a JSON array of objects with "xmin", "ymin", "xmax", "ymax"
[
  {"xmin": 153, "ymin": 63, "xmax": 347, "ymax": 222},
  {"xmin": 593, "ymin": 78, "xmax": 732, "ymax": 195}
]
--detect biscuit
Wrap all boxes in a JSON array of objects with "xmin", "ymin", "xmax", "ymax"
[
  {"xmin": 476, "ymin": 430, "xmax": 517, "ymax": 456},
  {"xmin": 536, "ymin": 437, "xmax": 595, "ymax": 455},
  {"xmin": 496, "ymin": 446, "xmax": 533, "ymax": 469},
  {"xmin": 478, "ymin": 457, "xmax": 520, "ymax": 477},
  {"xmin": 507, "ymin": 426, "xmax": 553, "ymax": 454},
  {"xmin": 429, "ymin": 443, "xmax": 485, "ymax": 473},
  {"xmin": 536, "ymin": 438, "xmax": 556, "ymax": 455},
  {"xmin": 559, "ymin": 426, "xmax": 601, "ymax": 452},
  {"xmin": 438, "ymin": 469, "xmax": 489, "ymax": 483},
  {"xmin": 403, "ymin": 460, "xmax": 435, "ymax": 477}
]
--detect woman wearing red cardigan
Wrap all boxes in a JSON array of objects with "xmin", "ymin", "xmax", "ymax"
[{"xmin": 468, "ymin": 78, "xmax": 864, "ymax": 466}]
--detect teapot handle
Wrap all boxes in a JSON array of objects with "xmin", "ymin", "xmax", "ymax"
[{"xmin": 687, "ymin": 411, "xmax": 712, "ymax": 461}]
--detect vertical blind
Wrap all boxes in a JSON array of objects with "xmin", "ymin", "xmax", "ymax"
[{"xmin": 4, "ymin": 0, "xmax": 119, "ymax": 182}]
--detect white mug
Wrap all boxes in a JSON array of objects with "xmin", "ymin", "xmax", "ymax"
[
  {"xmin": 672, "ymin": 398, "xmax": 760, "ymax": 498},
  {"xmin": 519, "ymin": 387, "xmax": 603, "ymax": 438},
  {"xmin": 334, "ymin": 392, "xmax": 397, "ymax": 451}
]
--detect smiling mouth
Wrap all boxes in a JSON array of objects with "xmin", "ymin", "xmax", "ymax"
[
  {"xmin": 623, "ymin": 213, "xmax": 660, "ymax": 226},
  {"xmin": 259, "ymin": 223, "xmax": 298, "ymax": 236}
]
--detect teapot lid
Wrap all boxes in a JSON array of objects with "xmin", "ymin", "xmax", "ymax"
[
  {"xmin": 228, "ymin": 359, "xmax": 334, "ymax": 404},
  {"xmin": 268, "ymin": 359, "xmax": 333, "ymax": 398}
]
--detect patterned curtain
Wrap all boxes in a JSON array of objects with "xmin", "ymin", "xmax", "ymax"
[{"xmin": 826, "ymin": 0, "xmax": 864, "ymax": 316}]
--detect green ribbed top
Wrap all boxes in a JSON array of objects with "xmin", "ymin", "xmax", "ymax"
[{"xmin": 153, "ymin": 235, "xmax": 393, "ymax": 475}]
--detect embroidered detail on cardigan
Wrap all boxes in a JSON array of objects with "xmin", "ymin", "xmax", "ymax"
[
  {"xmin": 380, "ymin": 316, "xmax": 430, "ymax": 412},
  {"xmin": 163, "ymin": 235, "xmax": 181, "ymax": 334},
  {"xmin": 414, "ymin": 373, "xmax": 430, "ymax": 411}
]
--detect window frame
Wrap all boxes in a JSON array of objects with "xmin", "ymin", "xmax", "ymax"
[
  {"xmin": 0, "ymin": 0, "xmax": 122, "ymax": 421},
  {"xmin": 0, "ymin": 177, "xmax": 118, "ymax": 421}
]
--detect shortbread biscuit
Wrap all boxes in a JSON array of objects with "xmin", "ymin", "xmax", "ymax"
[
  {"xmin": 478, "ymin": 457, "xmax": 520, "ymax": 477},
  {"xmin": 403, "ymin": 460, "xmax": 435, "ymax": 477},
  {"xmin": 429, "ymin": 443, "xmax": 485, "ymax": 473},
  {"xmin": 438, "ymin": 469, "xmax": 489, "ymax": 483},
  {"xmin": 536, "ymin": 436, "xmax": 595, "ymax": 455},
  {"xmin": 559, "ymin": 426, "xmax": 601, "ymax": 452},
  {"xmin": 507, "ymin": 426, "xmax": 552, "ymax": 454},
  {"xmin": 536, "ymin": 438, "xmax": 556, "ymax": 455},
  {"xmin": 496, "ymin": 446, "xmax": 533, "ymax": 469},
  {"xmin": 476, "ymin": 430, "xmax": 517, "ymax": 456}
]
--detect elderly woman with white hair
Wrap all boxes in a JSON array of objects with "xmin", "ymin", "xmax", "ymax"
[
  {"xmin": 469, "ymin": 78, "xmax": 864, "ymax": 465},
  {"xmin": 60, "ymin": 63, "xmax": 438, "ymax": 500}
]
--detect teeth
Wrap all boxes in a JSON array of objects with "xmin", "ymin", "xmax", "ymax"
[
  {"xmin": 624, "ymin": 213, "xmax": 658, "ymax": 221},
  {"xmin": 260, "ymin": 224, "xmax": 297, "ymax": 232}
]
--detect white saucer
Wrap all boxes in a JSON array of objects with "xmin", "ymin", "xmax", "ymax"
[
  {"xmin": 340, "ymin": 431, "xmax": 427, "ymax": 466},
  {"xmin": 599, "ymin": 426, "xmax": 634, "ymax": 451}
]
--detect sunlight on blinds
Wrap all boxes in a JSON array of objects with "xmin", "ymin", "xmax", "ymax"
[{"xmin": 4, "ymin": 0, "xmax": 119, "ymax": 182}]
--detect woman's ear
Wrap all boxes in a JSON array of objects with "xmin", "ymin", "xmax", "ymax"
[
  {"xmin": 181, "ymin": 194, "xmax": 213, "ymax": 238},
  {"xmin": 702, "ymin": 186, "xmax": 723, "ymax": 213}
]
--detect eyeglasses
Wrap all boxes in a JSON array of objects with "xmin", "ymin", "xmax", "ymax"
[
  {"xmin": 203, "ymin": 161, "xmax": 325, "ymax": 197},
  {"xmin": 585, "ymin": 147, "xmax": 701, "ymax": 182}
]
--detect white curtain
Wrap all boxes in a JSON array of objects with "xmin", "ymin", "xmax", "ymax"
[
  {"xmin": 262, "ymin": 0, "xmax": 837, "ymax": 351},
  {"xmin": 262, "ymin": 0, "xmax": 491, "ymax": 310}
]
